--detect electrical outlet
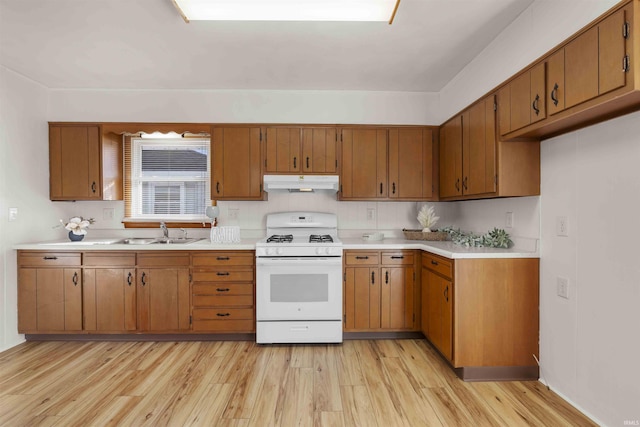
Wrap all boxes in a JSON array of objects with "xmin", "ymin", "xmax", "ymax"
[
  {"xmin": 228, "ymin": 208, "xmax": 239, "ymax": 220},
  {"xmin": 103, "ymin": 208, "xmax": 114, "ymax": 220},
  {"xmin": 556, "ymin": 216, "xmax": 569, "ymax": 236},
  {"xmin": 557, "ymin": 277, "xmax": 569, "ymax": 299},
  {"xmin": 505, "ymin": 212, "xmax": 514, "ymax": 228},
  {"xmin": 8, "ymin": 207, "xmax": 18, "ymax": 222},
  {"xmin": 367, "ymin": 208, "xmax": 375, "ymax": 221}
]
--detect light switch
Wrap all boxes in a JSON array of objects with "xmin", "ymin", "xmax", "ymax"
[{"xmin": 8, "ymin": 207, "xmax": 18, "ymax": 222}]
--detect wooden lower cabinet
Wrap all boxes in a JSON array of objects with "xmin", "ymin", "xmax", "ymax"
[
  {"xmin": 83, "ymin": 253, "xmax": 136, "ymax": 332},
  {"xmin": 191, "ymin": 251, "xmax": 255, "ymax": 333},
  {"xmin": 18, "ymin": 252, "xmax": 82, "ymax": 333},
  {"xmin": 421, "ymin": 252, "xmax": 540, "ymax": 380},
  {"xmin": 344, "ymin": 250, "xmax": 417, "ymax": 332}
]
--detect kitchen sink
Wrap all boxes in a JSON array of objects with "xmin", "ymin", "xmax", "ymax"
[
  {"xmin": 118, "ymin": 238, "xmax": 158, "ymax": 245},
  {"xmin": 152, "ymin": 238, "xmax": 204, "ymax": 244},
  {"xmin": 114, "ymin": 237, "xmax": 205, "ymax": 245}
]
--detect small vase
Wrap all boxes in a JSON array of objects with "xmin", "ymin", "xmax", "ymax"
[{"xmin": 68, "ymin": 231, "xmax": 85, "ymax": 242}]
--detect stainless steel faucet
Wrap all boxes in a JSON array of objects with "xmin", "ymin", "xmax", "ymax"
[{"xmin": 160, "ymin": 221, "xmax": 169, "ymax": 239}]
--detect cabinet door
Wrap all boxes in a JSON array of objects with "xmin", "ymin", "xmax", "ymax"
[
  {"xmin": 50, "ymin": 125, "xmax": 101, "ymax": 200},
  {"xmin": 424, "ymin": 269, "xmax": 453, "ymax": 361},
  {"xmin": 380, "ymin": 267, "xmax": 414, "ymax": 329},
  {"xmin": 464, "ymin": 96, "xmax": 497, "ymax": 196},
  {"xmin": 340, "ymin": 129, "xmax": 387, "ymax": 199},
  {"xmin": 389, "ymin": 128, "xmax": 433, "ymax": 199},
  {"xmin": 302, "ymin": 128, "xmax": 337, "ymax": 173},
  {"xmin": 439, "ymin": 116, "xmax": 462, "ymax": 198},
  {"xmin": 441, "ymin": 279, "xmax": 453, "ymax": 362},
  {"xmin": 18, "ymin": 267, "xmax": 81, "ymax": 332},
  {"xmin": 344, "ymin": 267, "xmax": 380, "ymax": 330},
  {"xmin": 599, "ymin": 8, "xmax": 627, "ymax": 95},
  {"xmin": 565, "ymin": 27, "xmax": 599, "ymax": 109},
  {"xmin": 84, "ymin": 268, "xmax": 136, "ymax": 331},
  {"xmin": 265, "ymin": 127, "xmax": 301, "ymax": 173},
  {"xmin": 211, "ymin": 127, "xmax": 263, "ymax": 200},
  {"xmin": 138, "ymin": 268, "xmax": 190, "ymax": 331}
]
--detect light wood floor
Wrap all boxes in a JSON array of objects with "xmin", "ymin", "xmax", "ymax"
[{"xmin": 0, "ymin": 339, "xmax": 595, "ymax": 426}]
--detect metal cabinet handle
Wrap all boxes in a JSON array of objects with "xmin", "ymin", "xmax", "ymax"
[
  {"xmin": 371, "ymin": 271, "xmax": 375, "ymax": 284},
  {"xmin": 444, "ymin": 285, "xmax": 449, "ymax": 302},
  {"xmin": 216, "ymin": 288, "xmax": 230, "ymax": 292},
  {"xmin": 306, "ymin": 157, "xmax": 310, "ymax": 169},
  {"xmin": 91, "ymin": 181, "xmax": 96, "ymax": 193},
  {"xmin": 293, "ymin": 157, "xmax": 297, "ymax": 168},
  {"xmin": 551, "ymin": 83, "xmax": 559, "ymax": 106},
  {"xmin": 141, "ymin": 272, "xmax": 147, "ymax": 286},
  {"xmin": 385, "ymin": 271, "xmax": 389, "ymax": 284},
  {"xmin": 216, "ymin": 272, "xmax": 230, "ymax": 276},
  {"xmin": 43, "ymin": 256, "xmax": 58, "ymax": 260},
  {"xmin": 72, "ymin": 272, "xmax": 78, "ymax": 286},
  {"xmin": 392, "ymin": 182, "xmax": 396, "ymax": 194},
  {"xmin": 216, "ymin": 313, "xmax": 231, "ymax": 317},
  {"xmin": 455, "ymin": 178, "xmax": 460, "ymax": 192},
  {"xmin": 391, "ymin": 256, "xmax": 404, "ymax": 259},
  {"xmin": 127, "ymin": 272, "xmax": 132, "ymax": 286},
  {"xmin": 355, "ymin": 256, "xmax": 369, "ymax": 260},
  {"xmin": 532, "ymin": 94, "xmax": 540, "ymax": 116},
  {"xmin": 380, "ymin": 183, "xmax": 383, "ymax": 194},
  {"xmin": 431, "ymin": 260, "xmax": 438, "ymax": 266},
  {"xmin": 216, "ymin": 182, "xmax": 220, "ymax": 194},
  {"xmin": 462, "ymin": 177, "xmax": 468, "ymax": 191},
  {"xmin": 216, "ymin": 256, "xmax": 230, "ymax": 261}
]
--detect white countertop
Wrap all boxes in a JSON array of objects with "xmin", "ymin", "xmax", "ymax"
[{"xmin": 15, "ymin": 237, "xmax": 538, "ymax": 259}]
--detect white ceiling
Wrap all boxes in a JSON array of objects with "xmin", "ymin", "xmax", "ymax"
[{"xmin": 0, "ymin": 0, "xmax": 534, "ymax": 92}]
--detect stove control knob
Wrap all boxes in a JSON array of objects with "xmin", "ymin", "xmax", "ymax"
[
  {"xmin": 326, "ymin": 247, "xmax": 333, "ymax": 255},
  {"xmin": 316, "ymin": 247, "xmax": 323, "ymax": 255},
  {"xmin": 276, "ymin": 247, "xmax": 284, "ymax": 255},
  {"xmin": 266, "ymin": 247, "xmax": 274, "ymax": 256}
]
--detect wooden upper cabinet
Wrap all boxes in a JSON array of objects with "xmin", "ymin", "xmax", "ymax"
[
  {"xmin": 211, "ymin": 126, "xmax": 263, "ymax": 200},
  {"xmin": 340, "ymin": 128, "xmax": 388, "ymax": 200},
  {"xmin": 388, "ymin": 128, "xmax": 434, "ymax": 200},
  {"xmin": 599, "ymin": 8, "xmax": 628, "ymax": 95},
  {"xmin": 464, "ymin": 96, "xmax": 497, "ymax": 196},
  {"xmin": 265, "ymin": 127, "xmax": 301, "ymax": 173},
  {"xmin": 501, "ymin": 63, "xmax": 546, "ymax": 135},
  {"xmin": 439, "ymin": 116, "xmax": 463, "ymax": 199},
  {"xmin": 302, "ymin": 128, "xmax": 337, "ymax": 174},
  {"xmin": 565, "ymin": 27, "xmax": 600, "ymax": 109}
]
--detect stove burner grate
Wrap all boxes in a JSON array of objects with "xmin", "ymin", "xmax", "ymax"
[
  {"xmin": 309, "ymin": 234, "xmax": 334, "ymax": 243},
  {"xmin": 266, "ymin": 234, "xmax": 294, "ymax": 243}
]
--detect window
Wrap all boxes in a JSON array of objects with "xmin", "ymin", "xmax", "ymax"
[{"xmin": 127, "ymin": 137, "xmax": 210, "ymax": 221}]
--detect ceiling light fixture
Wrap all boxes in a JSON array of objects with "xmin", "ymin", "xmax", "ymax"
[{"xmin": 172, "ymin": 0, "xmax": 401, "ymax": 24}]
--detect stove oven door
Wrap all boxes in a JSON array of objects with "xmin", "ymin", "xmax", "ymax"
[{"xmin": 256, "ymin": 256, "xmax": 342, "ymax": 321}]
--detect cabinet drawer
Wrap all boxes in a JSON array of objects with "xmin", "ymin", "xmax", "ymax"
[
  {"xmin": 345, "ymin": 252, "xmax": 380, "ymax": 265},
  {"xmin": 422, "ymin": 253, "xmax": 453, "ymax": 279},
  {"xmin": 192, "ymin": 319, "xmax": 255, "ymax": 332},
  {"xmin": 192, "ymin": 252, "xmax": 254, "ymax": 267},
  {"xmin": 137, "ymin": 253, "xmax": 190, "ymax": 267},
  {"xmin": 193, "ymin": 308, "xmax": 254, "ymax": 320},
  {"xmin": 83, "ymin": 253, "xmax": 136, "ymax": 267},
  {"xmin": 193, "ymin": 295, "xmax": 254, "ymax": 307},
  {"xmin": 18, "ymin": 252, "xmax": 81, "ymax": 267},
  {"xmin": 193, "ymin": 283, "xmax": 253, "ymax": 296},
  {"xmin": 192, "ymin": 270, "xmax": 254, "ymax": 282},
  {"xmin": 381, "ymin": 252, "xmax": 414, "ymax": 265}
]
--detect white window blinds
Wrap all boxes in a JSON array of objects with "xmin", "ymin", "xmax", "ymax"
[{"xmin": 129, "ymin": 137, "xmax": 210, "ymax": 220}]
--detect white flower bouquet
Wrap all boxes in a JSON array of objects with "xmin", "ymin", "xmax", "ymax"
[{"xmin": 61, "ymin": 216, "xmax": 95, "ymax": 235}]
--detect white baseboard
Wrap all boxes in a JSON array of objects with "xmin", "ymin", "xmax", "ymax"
[{"xmin": 538, "ymin": 379, "xmax": 605, "ymax": 426}]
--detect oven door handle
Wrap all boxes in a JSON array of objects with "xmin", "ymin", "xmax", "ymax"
[{"xmin": 256, "ymin": 257, "xmax": 342, "ymax": 266}]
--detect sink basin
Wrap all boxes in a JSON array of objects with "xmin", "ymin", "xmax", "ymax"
[
  {"xmin": 118, "ymin": 238, "xmax": 158, "ymax": 245},
  {"xmin": 152, "ymin": 238, "xmax": 204, "ymax": 244}
]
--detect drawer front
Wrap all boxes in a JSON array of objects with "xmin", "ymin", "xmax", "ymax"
[
  {"xmin": 345, "ymin": 252, "xmax": 380, "ymax": 266},
  {"xmin": 137, "ymin": 253, "xmax": 190, "ymax": 267},
  {"xmin": 381, "ymin": 252, "xmax": 414, "ymax": 266},
  {"xmin": 192, "ymin": 252, "xmax": 254, "ymax": 267},
  {"xmin": 192, "ymin": 319, "xmax": 255, "ymax": 332},
  {"xmin": 193, "ymin": 295, "xmax": 254, "ymax": 307},
  {"xmin": 18, "ymin": 252, "xmax": 81, "ymax": 267},
  {"xmin": 422, "ymin": 253, "xmax": 453, "ymax": 279},
  {"xmin": 193, "ymin": 283, "xmax": 253, "ymax": 296},
  {"xmin": 193, "ymin": 308, "xmax": 254, "ymax": 320},
  {"xmin": 83, "ymin": 253, "xmax": 136, "ymax": 267},
  {"xmin": 192, "ymin": 270, "xmax": 254, "ymax": 282}
]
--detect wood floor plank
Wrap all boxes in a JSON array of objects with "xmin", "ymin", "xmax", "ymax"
[{"xmin": 0, "ymin": 339, "xmax": 598, "ymax": 427}]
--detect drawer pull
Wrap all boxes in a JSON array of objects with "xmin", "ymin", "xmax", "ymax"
[
  {"xmin": 127, "ymin": 272, "xmax": 132, "ymax": 286},
  {"xmin": 390, "ymin": 256, "xmax": 404, "ymax": 259},
  {"xmin": 141, "ymin": 272, "xmax": 147, "ymax": 286},
  {"xmin": 216, "ymin": 272, "xmax": 230, "ymax": 276},
  {"xmin": 216, "ymin": 288, "xmax": 230, "ymax": 292},
  {"xmin": 216, "ymin": 313, "xmax": 231, "ymax": 317},
  {"xmin": 216, "ymin": 256, "xmax": 230, "ymax": 261},
  {"xmin": 355, "ymin": 256, "xmax": 369, "ymax": 260},
  {"xmin": 431, "ymin": 260, "xmax": 439, "ymax": 266},
  {"xmin": 72, "ymin": 272, "xmax": 78, "ymax": 286},
  {"xmin": 43, "ymin": 256, "xmax": 58, "ymax": 260}
]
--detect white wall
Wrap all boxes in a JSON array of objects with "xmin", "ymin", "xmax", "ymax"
[
  {"xmin": 541, "ymin": 112, "xmax": 640, "ymax": 426},
  {"xmin": 0, "ymin": 67, "xmax": 66, "ymax": 352}
]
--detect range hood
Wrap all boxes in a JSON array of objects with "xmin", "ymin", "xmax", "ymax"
[{"xmin": 263, "ymin": 175, "xmax": 339, "ymax": 193}]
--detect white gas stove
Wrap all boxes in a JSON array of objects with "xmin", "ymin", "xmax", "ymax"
[{"xmin": 255, "ymin": 212, "xmax": 343, "ymax": 344}]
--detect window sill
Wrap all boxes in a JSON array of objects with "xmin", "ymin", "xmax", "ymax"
[{"xmin": 123, "ymin": 218, "xmax": 212, "ymax": 229}]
